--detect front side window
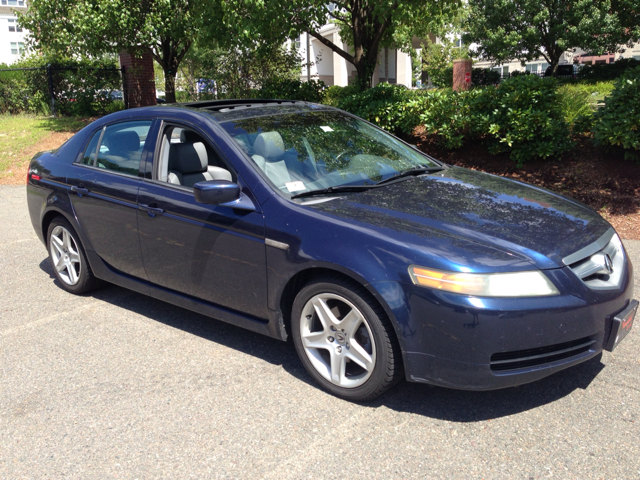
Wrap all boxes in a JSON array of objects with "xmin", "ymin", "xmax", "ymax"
[
  {"xmin": 155, "ymin": 125, "xmax": 234, "ymax": 188},
  {"xmin": 87, "ymin": 121, "xmax": 153, "ymax": 176},
  {"xmin": 220, "ymin": 110, "xmax": 438, "ymax": 195}
]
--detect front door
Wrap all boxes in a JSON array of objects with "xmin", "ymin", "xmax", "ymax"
[{"xmin": 136, "ymin": 123, "xmax": 269, "ymax": 319}]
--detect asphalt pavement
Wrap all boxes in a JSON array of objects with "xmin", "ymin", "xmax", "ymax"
[{"xmin": 1, "ymin": 185, "xmax": 639, "ymax": 479}]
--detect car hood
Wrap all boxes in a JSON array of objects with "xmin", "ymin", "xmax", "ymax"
[{"xmin": 306, "ymin": 167, "xmax": 611, "ymax": 270}]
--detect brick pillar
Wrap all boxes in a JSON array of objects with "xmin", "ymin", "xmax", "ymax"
[
  {"xmin": 119, "ymin": 50, "xmax": 157, "ymax": 108},
  {"xmin": 453, "ymin": 59, "xmax": 473, "ymax": 92}
]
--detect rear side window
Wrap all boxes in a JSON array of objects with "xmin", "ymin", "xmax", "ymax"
[
  {"xmin": 81, "ymin": 129, "xmax": 102, "ymax": 166},
  {"xmin": 95, "ymin": 121, "xmax": 153, "ymax": 176}
]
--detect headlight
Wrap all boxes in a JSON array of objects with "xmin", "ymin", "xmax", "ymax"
[{"xmin": 408, "ymin": 265, "xmax": 559, "ymax": 297}]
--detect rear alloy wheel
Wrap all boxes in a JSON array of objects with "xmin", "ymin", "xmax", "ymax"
[
  {"xmin": 47, "ymin": 217, "xmax": 101, "ymax": 294},
  {"xmin": 291, "ymin": 276, "xmax": 401, "ymax": 401}
]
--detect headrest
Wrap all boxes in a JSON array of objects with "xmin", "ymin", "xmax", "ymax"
[
  {"xmin": 253, "ymin": 131, "xmax": 284, "ymax": 160},
  {"xmin": 180, "ymin": 129, "xmax": 204, "ymax": 144},
  {"xmin": 109, "ymin": 131, "xmax": 140, "ymax": 155},
  {"xmin": 169, "ymin": 142, "xmax": 208, "ymax": 174}
]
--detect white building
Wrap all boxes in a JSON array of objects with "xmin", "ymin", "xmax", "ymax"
[
  {"xmin": 0, "ymin": 0, "xmax": 27, "ymax": 66},
  {"xmin": 298, "ymin": 23, "xmax": 417, "ymax": 88}
]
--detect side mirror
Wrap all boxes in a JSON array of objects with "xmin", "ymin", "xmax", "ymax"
[{"xmin": 193, "ymin": 180, "xmax": 241, "ymax": 205}]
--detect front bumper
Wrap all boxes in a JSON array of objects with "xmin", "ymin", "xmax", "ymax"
[{"xmin": 375, "ymin": 258, "xmax": 634, "ymax": 391}]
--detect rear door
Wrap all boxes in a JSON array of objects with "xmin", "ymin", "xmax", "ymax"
[
  {"xmin": 136, "ymin": 121, "xmax": 269, "ymax": 319},
  {"xmin": 67, "ymin": 119, "xmax": 158, "ymax": 280}
]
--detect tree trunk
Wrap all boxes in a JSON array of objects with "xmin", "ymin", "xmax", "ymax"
[{"xmin": 164, "ymin": 70, "xmax": 177, "ymax": 103}]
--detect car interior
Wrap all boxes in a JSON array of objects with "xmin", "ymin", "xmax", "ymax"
[
  {"xmin": 93, "ymin": 123, "xmax": 151, "ymax": 176},
  {"xmin": 156, "ymin": 126, "xmax": 234, "ymax": 188},
  {"xmin": 234, "ymin": 130, "xmax": 325, "ymax": 191}
]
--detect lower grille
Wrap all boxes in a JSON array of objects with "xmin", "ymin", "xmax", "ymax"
[{"xmin": 490, "ymin": 337, "xmax": 595, "ymax": 372}]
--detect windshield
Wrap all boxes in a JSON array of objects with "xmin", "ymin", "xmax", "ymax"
[{"xmin": 220, "ymin": 110, "xmax": 438, "ymax": 195}]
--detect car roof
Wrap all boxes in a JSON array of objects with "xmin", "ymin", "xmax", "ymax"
[{"xmin": 107, "ymin": 99, "xmax": 337, "ymax": 125}]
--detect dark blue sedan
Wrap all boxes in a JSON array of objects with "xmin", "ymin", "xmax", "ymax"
[{"xmin": 26, "ymin": 100, "xmax": 637, "ymax": 401}]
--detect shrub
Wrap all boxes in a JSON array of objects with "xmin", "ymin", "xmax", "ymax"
[
  {"xmin": 471, "ymin": 75, "xmax": 573, "ymax": 165},
  {"xmin": 577, "ymin": 58, "xmax": 640, "ymax": 82},
  {"xmin": 557, "ymin": 81, "xmax": 615, "ymax": 132},
  {"xmin": 259, "ymin": 79, "xmax": 326, "ymax": 103},
  {"xmin": 322, "ymin": 84, "xmax": 360, "ymax": 106},
  {"xmin": 336, "ymin": 83, "xmax": 416, "ymax": 133},
  {"xmin": 592, "ymin": 66, "xmax": 640, "ymax": 159},
  {"xmin": 418, "ymin": 89, "xmax": 479, "ymax": 149}
]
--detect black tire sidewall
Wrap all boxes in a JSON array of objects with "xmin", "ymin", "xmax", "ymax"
[
  {"xmin": 291, "ymin": 279, "xmax": 395, "ymax": 401},
  {"xmin": 46, "ymin": 217, "xmax": 94, "ymax": 294}
]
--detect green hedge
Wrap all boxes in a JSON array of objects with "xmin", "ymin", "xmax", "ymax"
[
  {"xmin": 337, "ymin": 76, "xmax": 573, "ymax": 166},
  {"xmin": 577, "ymin": 58, "xmax": 640, "ymax": 82},
  {"xmin": 592, "ymin": 66, "xmax": 640, "ymax": 159}
]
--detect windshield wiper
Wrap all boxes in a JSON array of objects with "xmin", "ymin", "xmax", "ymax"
[
  {"xmin": 291, "ymin": 165, "xmax": 445, "ymax": 199},
  {"xmin": 290, "ymin": 184, "xmax": 378, "ymax": 199},
  {"xmin": 375, "ymin": 165, "xmax": 445, "ymax": 185}
]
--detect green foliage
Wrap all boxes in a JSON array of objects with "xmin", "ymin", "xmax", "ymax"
[
  {"xmin": 463, "ymin": 0, "xmax": 640, "ymax": 71},
  {"xmin": 0, "ymin": 55, "xmax": 121, "ymax": 116},
  {"xmin": 474, "ymin": 75, "xmax": 573, "ymax": 165},
  {"xmin": 175, "ymin": 43, "xmax": 301, "ymax": 100},
  {"xmin": 336, "ymin": 83, "xmax": 419, "ymax": 133},
  {"xmin": 471, "ymin": 68, "xmax": 501, "ymax": 86},
  {"xmin": 557, "ymin": 82, "xmax": 614, "ymax": 131},
  {"xmin": 17, "ymin": 0, "xmax": 231, "ymax": 102},
  {"xmin": 259, "ymin": 79, "xmax": 325, "ymax": 102},
  {"xmin": 592, "ymin": 66, "xmax": 640, "ymax": 159},
  {"xmin": 419, "ymin": 89, "xmax": 479, "ymax": 149},
  {"xmin": 322, "ymin": 85, "xmax": 361, "ymax": 107},
  {"xmin": 225, "ymin": 0, "xmax": 462, "ymax": 89},
  {"xmin": 577, "ymin": 58, "xmax": 640, "ymax": 82}
]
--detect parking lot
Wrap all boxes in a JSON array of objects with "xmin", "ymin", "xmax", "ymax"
[{"xmin": 1, "ymin": 184, "xmax": 639, "ymax": 479}]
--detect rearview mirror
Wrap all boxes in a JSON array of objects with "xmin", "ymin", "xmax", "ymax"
[{"xmin": 193, "ymin": 180, "xmax": 240, "ymax": 205}]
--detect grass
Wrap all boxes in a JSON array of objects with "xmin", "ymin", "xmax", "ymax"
[{"xmin": 0, "ymin": 114, "xmax": 93, "ymax": 183}]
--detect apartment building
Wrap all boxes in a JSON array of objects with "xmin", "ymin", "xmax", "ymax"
[{"xmin": 0, "ymin": 0, "xmax": 27, "ymax": 65}]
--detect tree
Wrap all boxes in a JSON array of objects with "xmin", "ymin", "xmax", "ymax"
[
  {"xmin": 463, "ymin": 0, "xmax": 640, "ymax": 73},
  {"xmin": 175, "ymin": 42, "xmax": 302, "ymax": 100},
  {"xmin": 226, "ymin": 0, "xmax": 461, "ymax": 89},
  {"xmin": 18, "ymin": 0, "xmax": 225, "ymax": 102}
]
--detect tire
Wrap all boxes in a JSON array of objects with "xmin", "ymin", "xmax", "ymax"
[
  {"xmin": 291, "ymin": 275, "xmax": 402, "ymax": 401},
  {"xmin": 46, "ymin": 216, "xmax": 102, "ymax": 294}
]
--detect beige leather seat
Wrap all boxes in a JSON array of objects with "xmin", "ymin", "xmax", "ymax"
[{"xmin": 251, "ymin": 132, "xmax": 291, "ymax": 189}]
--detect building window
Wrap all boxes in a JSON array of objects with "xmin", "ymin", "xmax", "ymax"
[
  {"xmin": 10, "ymin": 42, "xmax": 24, "ymax": 55},
  {"xmin": 8, "ymin": 19, "xmax": 22, "ymax": 33},
  {"xmin": 1, "ymin": 0, "xmax": 26, "ymax": 5}
]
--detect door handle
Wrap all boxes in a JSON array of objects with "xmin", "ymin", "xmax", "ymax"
[
  {"xmin": 70, "ymin": 185, "xmax": 88, "ymax": 196},
  {"xmin": 139, "ymin": 203, "xmax": 164, "ymax": 217}
]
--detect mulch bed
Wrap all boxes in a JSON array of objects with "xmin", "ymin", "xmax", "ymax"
[{"xmin": 408, "ymin": 128, "xmax": 640, "ymax": 241}]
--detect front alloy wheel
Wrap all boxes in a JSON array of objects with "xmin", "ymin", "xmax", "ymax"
[
  {"xmin": 300, "ymin": 293, "xmax": 376, "ymax": 388},
  {"xmin": 291, "ymin": 276, "xmax": 402, "ymax": 401}
]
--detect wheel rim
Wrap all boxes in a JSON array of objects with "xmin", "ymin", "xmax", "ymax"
[
  {"xmin": 300, "ymin": 293, "xmax": 376, "ymax": 388},
  {"xmin": 49, "ymin": 225, "xmax": 82, "ymax": 286}
]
